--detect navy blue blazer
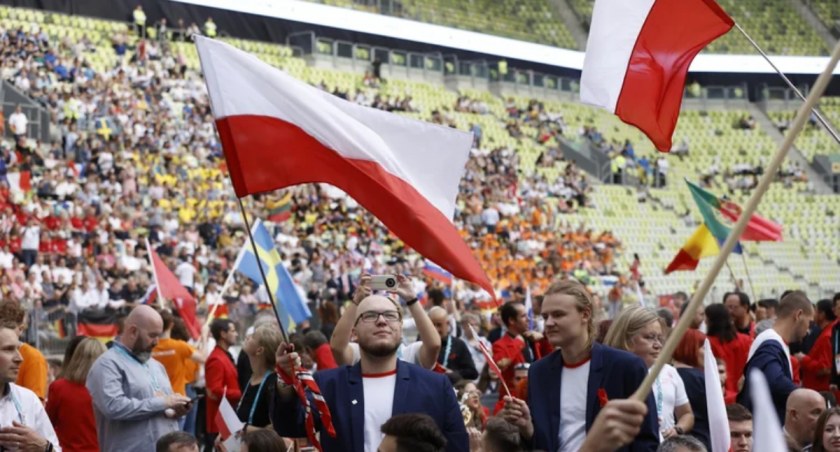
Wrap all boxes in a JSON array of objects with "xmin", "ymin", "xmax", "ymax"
[
  {"xmin": 271, "ymin": 359, "xmax": 469, "ymax": 452},
  {"xmin": 527, "ymin": 343, "xmax": 660, "ymax": 452},
  {"xmin": 737, "ymin": 339, "xmax": 795, "ymax": 423}
]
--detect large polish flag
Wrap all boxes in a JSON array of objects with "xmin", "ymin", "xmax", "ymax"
[
  {"xmin": 195, "ymin": 36, "xmax": 495, "ymax": 298},
  {"xmin": 580, "ymin": 0, "xmax": 733, "ymax": 151}
]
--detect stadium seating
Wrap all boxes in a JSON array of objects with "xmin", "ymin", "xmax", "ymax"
[
  {"xmin": 559, "ymin": 0, "xmax": 829, "ymax": 56},
  {"xmin": 1, "ymin": 3, "xmax": 838, "ymax": 310},
  {"xmin": 808, "ymin": 0, "xmax": 840, "ymax": 35},
  {"xmin": 301, "ymin": 0, "xmax": 578, "ymax": 49},
  {"xmin": 767, "ymin": 98, "xmax": 840, "ymax": 161}
]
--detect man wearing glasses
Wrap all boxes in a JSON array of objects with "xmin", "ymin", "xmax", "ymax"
[{"xmin": 272, "ymin": 275, "xmax": 468, "ymax": 452}]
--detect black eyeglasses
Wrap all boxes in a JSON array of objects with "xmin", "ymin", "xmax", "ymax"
[{"xmin": 355, "ymin": 310, "xmax": 402, "ymax": 325}]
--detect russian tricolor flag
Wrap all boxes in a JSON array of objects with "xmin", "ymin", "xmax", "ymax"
[{"xmin": 423, "ymin": 260, "xmax": 453, "ymax": 285}]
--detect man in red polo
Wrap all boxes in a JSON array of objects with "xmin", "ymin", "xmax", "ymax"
[{"xmin": 205, "ymin": 318, "xmax": 241, "ymax": 450}]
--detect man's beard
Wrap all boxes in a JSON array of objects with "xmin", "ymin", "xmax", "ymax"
[
  {"xmin": 359, "ymin": 339, "xmax": 400, "ymax": 358},
  {"xmin": 132, "ymin": 339, "xmax": 153, "ymax": 362}
]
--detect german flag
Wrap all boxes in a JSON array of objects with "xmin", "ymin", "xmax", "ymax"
[
  {"xmin": 77, "ymin": 310, "xmax": 119, "ymax": 341},
  {"xmin": 267, "ymin": 193, "xmax": 293, "ymax": 223},
  {"xmin": 52, "ymin": 318, "xmax": 67, "ymax": 339}
]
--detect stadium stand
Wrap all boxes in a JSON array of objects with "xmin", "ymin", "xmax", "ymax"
[
  {"xmin": 0, "ymin": 4, "xmax": 839, "ymax": 357},
  {"xmin": 767, "ymin": 98, "xmax": 840, "ymax": 161},
  {"xmin": 807, "ymin": 0, "xmax": 840, "ymax": 36},
  {"xmin": 302, "ymin": 0, "xmax": 578, "ymax": 49}
]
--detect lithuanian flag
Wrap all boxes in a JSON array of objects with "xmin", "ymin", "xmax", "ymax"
[
  {"xmin": 267, "ymin": 193, "xmax": 293, "ymax": 223},
  {"xmin": 665, "ymin": 181, "xmax": 782, "ymax": 274}
]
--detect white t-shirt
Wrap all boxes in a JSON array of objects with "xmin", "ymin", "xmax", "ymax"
[
  {"xmin": 8, "ymin": 112, "xmax": 27, "ymax": 135},
  {"xmin": 651, "ymin": 364, "xmax": 689, "ymax": 438},
  {"xmin": 559, "ymin": 360, "xmax": 590, "ymax": 452},
  {"xmin": 174, "ymin": 261, "xmax": 196, "ymax": 288},
  {"xmin": 350, "ymin": 341, "xmax": 424, "ymax": 367},
  {"xmin": 362, "ymin": 372, "xmax": 396, "ymax": 452},
  {"xmin": 21, "ymin": 226, "xmax": 39, "ymax": 251}
]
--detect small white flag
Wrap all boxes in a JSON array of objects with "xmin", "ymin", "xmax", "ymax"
[
  {"xmin": 748, "ymin": 370, "xmax": 787, "ymax": 452},
  {"xmin": 704, "ymin": 340, "xmax": 730, "ymax": 452}
]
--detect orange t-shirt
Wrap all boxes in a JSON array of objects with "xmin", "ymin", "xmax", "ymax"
[
  {"xmin": 152, "ymin": 338, "xmax": 195, "ymax": 395},
  {"xmin": 17, "ymin": 343, "xmax": 47, "ymax": 399}
]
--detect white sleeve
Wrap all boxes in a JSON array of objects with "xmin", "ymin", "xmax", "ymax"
[
  {"xmin": 672, "ymin": 368, "xmax": 689, "ymax": 406},
  {"xmin": 349, "ymin": 342, "xmax": 361, "ymax": 365},
  {"xmin": 20, "ymin": 387, "xmax": 61, "ymax": 451}
]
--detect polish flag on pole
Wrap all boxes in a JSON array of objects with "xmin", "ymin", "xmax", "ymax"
[
  {"xmin": 580, "ymin": 0, "xmax": 733, "ymax": 151},
  {"xmin": 195, "ymin": 36, "xmax": 495, "ymax": 299},
  {"xmin": 215, "ymin": 391, "xmax": 244, "ymax": 450}
]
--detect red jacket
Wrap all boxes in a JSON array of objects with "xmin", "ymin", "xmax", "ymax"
[
  {"xmin": 801, "ymin": 322, "xmax": 835, "ymax": 391},
  {"xmin": 709, "ymin": 333, "xmax": 753, "ymax": 395},
  {"xmin": 492, "ymin": 334, "xmax": 525, "ymax": 399},
  {"xmin": 205, "ymin": 346, "xmax": 241, "ymax": 433}
]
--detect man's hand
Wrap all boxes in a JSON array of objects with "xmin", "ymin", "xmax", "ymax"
[
  {"xmin": 353, "ymin": 274, "xmax": 371, "ymax": 305},
  {"xmin": 523, "ymin": 331, "xmax": 544, "ymax": 342},
  {"xmin": 275, "ymin": 343, "xmax": 300, "ymax": 377},
  {"xmin": 579, "ymin": 399, "xmax": 648, "ymax": 452},
  {"xmin": 392, "ymin": 274, "xmax": 415, "ymax": 302},
  {"xmin": 162, "ymin": 393, "xmax": 191, "ymax": 408},
  {"xmin": 0, "ymin": 422, "xmax": 49, "ymax": 452},
  {"xmin": 500, "ymin": 396, "xmax": 533, "ymax": 439}
]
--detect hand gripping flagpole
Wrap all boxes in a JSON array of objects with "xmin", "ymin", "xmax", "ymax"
[
  {"xmin": 236, "ymin": 197, "xmax": 289, "ymax": 343},
  {"xmin": 734, "ymin": 22, "xmax": 840, "ymax": 146},
  {"xmin": 632, "ymin": 39, "xmax": 840, "ymax": 402}
]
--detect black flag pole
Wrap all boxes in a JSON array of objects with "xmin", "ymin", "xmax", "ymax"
[
  {"xmin": 734, "ymin": 22, "xmax": 840, "ymax": 145},
  {"xmin": 237, "ymin": 197, "xmax": 289, "ymax": 343}
]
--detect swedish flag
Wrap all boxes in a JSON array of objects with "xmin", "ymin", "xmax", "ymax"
[{"xmin": 234, "ymin": 219, "xmax": 311, "ymax": 331}]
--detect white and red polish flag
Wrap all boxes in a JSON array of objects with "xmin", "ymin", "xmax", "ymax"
[
  {"xmin": 580, "ymin": 0, "xmax": 733, "ymax": 151},
  {"xmin": 194, "ymin": 36, "xmax": 495, "ymax": 299}
]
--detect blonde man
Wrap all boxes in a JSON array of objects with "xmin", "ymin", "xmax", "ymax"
[{"xmin": 501, "ymin": 279, "xmax": 658, "ymax": 452}]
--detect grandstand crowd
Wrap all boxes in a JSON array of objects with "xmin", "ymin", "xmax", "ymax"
[{"xmin": 0, "ymin": 2, "xmax": 837, "ymax": 452}]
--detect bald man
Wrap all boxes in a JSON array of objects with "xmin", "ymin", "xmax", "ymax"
[
  {"xmin": 273, "ymin": 291, "xmax": 468, "ymax": 452},
  {"xmin": 783, "ymin": 388, "xmax": 826, "ymax": 450},
  {"xmin": 429, "ymin": 306, "xmax": 478, "ymax": 381},
  {"xmin": 87, "ymin": 305, "xmax": 192, "ymax": 452}
]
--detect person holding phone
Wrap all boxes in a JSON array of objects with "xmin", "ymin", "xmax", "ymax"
[
  {"xmin": 331, "ymin": 274, "xmax": 441, "ymax": 370},
  {"xmin": 87, "ymin": 305, "xmax": 192, "ymax": 452}
]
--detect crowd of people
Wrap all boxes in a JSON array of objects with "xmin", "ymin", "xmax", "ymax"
[
  {"xmin": 3, "ymin": 258, "xmax": 840, "ymax": 452},
  {"xmin": 1, "ymin": 5, "xmax": 839, "ymax": 452}
]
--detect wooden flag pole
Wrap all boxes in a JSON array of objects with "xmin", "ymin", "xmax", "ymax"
[
  {"xmin": 236, "ymin": 197, "xmax": 290, "ymax": 343},
  {"xmin": 632, "ymin": 39, "xmax": 840, "ymax": 402},
  {"xmin": 733, "ymin": 22, "xmax": 840, "ymax": 145}
]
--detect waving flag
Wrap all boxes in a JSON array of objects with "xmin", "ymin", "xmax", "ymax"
[
  {"xmin": 748, "ymin": 370, "xmax": 787, "ymax": 452},
  {"xmin": 581, "ymin": 0, "xmax": 733, "ymax": 151},
  {"xmin": 665, "ymin": 224, "xmax": 722, "ymax": 274},
  {"xmin": 146, "ymin": 240, "xmax": 200, "ymax": 339},
  {"xmin": 704, "ymin": 340, "xmax": 730, "ymax": 452},
  {"xmin": 195, "ymin": 36, "xmax": 494, "ymax": 299},
  {"xmin": 234, "ymin": 219, "xmax": 309, "ymax": 332},
  {"xmin": 267, "ymin": 192, "xmax": 293, "ymax": 223},
  {"xmin": 665, "ymin": 181, "xmax": 783, "ymax": 273},
  {"xmin": 687, "ymin": 180, "xmax": 783, "ymax": 243},
  {"xmin": 422, "ymin": 260, "xmax": 453, "ymax": 285}
]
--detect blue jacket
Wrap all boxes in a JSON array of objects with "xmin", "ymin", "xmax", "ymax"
[
  {"xmin": 527, "ymin": 343, "xmax": 660, "ymax": 452},
  {"xmin": 737, "ymin": 338, "xmax": 795, "ymax": 422},
  {"xmin": 271, "ymin": 359, "xmax": 468, "ymax": 452}
]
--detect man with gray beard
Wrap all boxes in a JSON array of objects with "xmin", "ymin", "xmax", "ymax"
[{"xmin": 87, "ymin": 305, "xmax": 192, "ymax": 451}]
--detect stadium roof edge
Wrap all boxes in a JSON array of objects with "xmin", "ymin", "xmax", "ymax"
[{"xmin": 171, "ymin": 0, "xmax": 840, "ymax": 75}]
